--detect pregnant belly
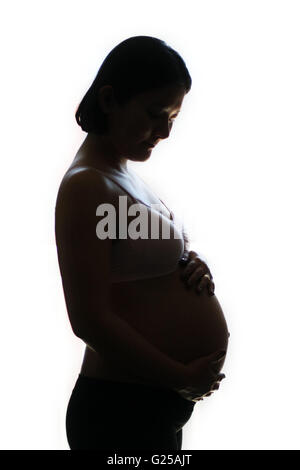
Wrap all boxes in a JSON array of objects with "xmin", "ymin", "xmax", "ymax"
[{"xmin": 109, "ymin": 264, "xmax": 229, "ymax": 365}]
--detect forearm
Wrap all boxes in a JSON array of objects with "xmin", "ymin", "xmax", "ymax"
[{"xmin": 77, "ymin": 311, "xmax": 191, "ymax": 389}]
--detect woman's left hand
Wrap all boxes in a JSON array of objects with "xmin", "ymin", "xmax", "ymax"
[{"xmin": 179, "ymin": 250, "xmax": 215, "ymax": 296}]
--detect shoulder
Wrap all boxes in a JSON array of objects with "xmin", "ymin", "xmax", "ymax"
[
  {"xmin": 56, "ymin": 165, "xmax": 120, "ymax": 209},
  {"xmin": 55, "ymin": 166, "xmax": 121, "ymax": 243}
]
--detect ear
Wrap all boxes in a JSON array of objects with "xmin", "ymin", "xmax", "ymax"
[{"xmin": 97, "ymin": 85, "xmax": 117, "ymax": 113}]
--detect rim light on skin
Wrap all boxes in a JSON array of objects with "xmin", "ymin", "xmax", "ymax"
[{"xmin": 76, "ymin": 84, "xmax": 186, "ymax": 173}]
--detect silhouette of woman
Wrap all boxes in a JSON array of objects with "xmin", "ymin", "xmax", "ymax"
[{"xmin": 55, "ymin": 36, "xmax": 229, "ymax": 450}]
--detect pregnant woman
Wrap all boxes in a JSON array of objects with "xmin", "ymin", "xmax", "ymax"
[{"xmin": 55, "ymin": 36, "xmax": 230, "ymax": 450}]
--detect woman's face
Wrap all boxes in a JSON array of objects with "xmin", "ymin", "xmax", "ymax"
[{"xmin": 104, "ymin": 84, "xmax": 186, "ymax": 162}]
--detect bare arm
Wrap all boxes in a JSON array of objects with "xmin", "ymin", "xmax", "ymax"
[
  {"xmin": 79, "ymin": 310, "xmax": 190, "ymax": 389},
  {"xmin": 55, "ymin": 168, "xmax": 191, "ymax": 389}
]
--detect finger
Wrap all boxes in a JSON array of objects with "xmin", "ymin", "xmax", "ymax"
[
  {"xmin": 210, "ymin": 374, "xmax": 226, "ymax": 391},
  {"xmin": 181, "ymin": 256, "xmax": 213, "ymax": 285},
  {"xmin": 196, "ymin": 274, "xmax": 212, "ymax": 293},
  {"xmin": 211, "ymin": 382, "xmax": 220, "ymax": 390},
  {"xmin": 211, "ymin": 378, "xmax": 225, "ymax": 390},
  {"xmin": 208, "ymin": 366, "xmax": 226, "ymax": 380},
  {"xmin": 195, "ymin": 259, "xmax": 213, "ymax": 281},
  {"xmin": 216, "ymin": 373, "xmax": 226, "ymax": 381},
  {"xmin": 183, "ymin": 251, "xmax": 194, "ymax": 264},
  {"xmin": 208, "ymin": 280, "xmax": 215, "ymax": 296},
  {"xmin": 188, "ymin": 250, "xmax": 198, "ymax": 260},
  {"xmin": 201, "ymin": 352, "xmax": 226, "ymax": 377},
  {"xmin": 206, "ymin": 367, "xmax": 221, "ymax": 384},
  {"xmin": 180, "ymin": 259, "xmax": 198, "ymax": 280},
  {"xmin": 206, "ymin": 267, "xmax": 213, "ymax": 280},
  {"xmin": 186, "ymin": 267, "xmax": 206, "ymax": 286},
  {"xmin": 209, "ymin": 369, "xmax": 225, "ymax": 381},
  {"xmin": 187, "ymin": 253, "xmax": 213, "ymax": 279}
]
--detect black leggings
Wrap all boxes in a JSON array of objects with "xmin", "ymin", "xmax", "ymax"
[{"xmin": 66, "ymin": 374, "xmax": 196, "ymax": 450}]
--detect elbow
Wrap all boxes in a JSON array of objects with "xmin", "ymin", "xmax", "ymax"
[
  {"xmin": 68, "ymin": 314, "xmax": 90, "ymax": 340},
  {"xmin": 71, "ymin": 321, "xmax": 105, "ymax": 356},
  {"xmin": 71, "ymin": 322, "xmax": 85, "ymax": 339},
  {"xmin": 70, "ymin": 315, "xmax": 106, "ymax": 342}
]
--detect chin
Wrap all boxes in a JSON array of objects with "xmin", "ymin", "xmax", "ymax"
[
  {"xmin": 129, "ymin": 152, "xmax": 152, "ymax": 162},
  {"xmin": 131, "ymin": 156, "xmax": 151, "ymax": 163}
]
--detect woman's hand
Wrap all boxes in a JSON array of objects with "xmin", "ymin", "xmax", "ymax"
[
  {"xmin": 174, "ymin": 350, "xmax": 226, "ymax": 402},
  {"xmin": 179, "ymin": 250, "xmax": 215, "ymax": 296}
]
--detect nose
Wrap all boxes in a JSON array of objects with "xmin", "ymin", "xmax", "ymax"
[{"xmin": 153, "ymin": 118, "xmax": 173, "ymax": 140}]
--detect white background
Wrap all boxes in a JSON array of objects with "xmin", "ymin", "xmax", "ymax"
[{"xmin": 1, "ymin": 0, "xmax": 299, "ymax": 450}]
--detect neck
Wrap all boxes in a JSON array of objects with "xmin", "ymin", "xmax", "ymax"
[{"xmin": 77, "ymin": 133, "xmax": 129, "ymax": 173}]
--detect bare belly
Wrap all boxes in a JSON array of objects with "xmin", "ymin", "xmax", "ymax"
[{"xmin": 80, "ymin": 263, "xmax": 229, "ymax": 385}]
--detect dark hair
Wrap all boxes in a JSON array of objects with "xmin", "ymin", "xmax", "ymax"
[{"xmin": 75, "ymin": 36, "xmax": 192, "ymax": 134}]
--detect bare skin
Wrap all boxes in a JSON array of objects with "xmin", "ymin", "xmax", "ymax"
[
  {"xmin": 55, "ymin": 84, "xmax": 229, "ymax": 399},
  {"xmin": 80, "ymin": 265, "xmax": 229, "ymax": 381}
]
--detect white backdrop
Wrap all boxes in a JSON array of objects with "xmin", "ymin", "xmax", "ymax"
[{"xmin": 1, "ymin": 0, "xmax": 299, "ymax": 450}]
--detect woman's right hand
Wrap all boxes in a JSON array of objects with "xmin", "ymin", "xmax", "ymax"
[{"xmin": 175, "ymin": 350, "xmax": 227, "ymax": 401}]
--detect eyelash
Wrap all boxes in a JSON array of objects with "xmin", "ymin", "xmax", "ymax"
[{"xmin": 149, "ymin": 111, "xmax": 177, "ymax": 122}]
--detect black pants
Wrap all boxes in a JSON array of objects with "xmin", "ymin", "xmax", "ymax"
[{"xmin": 66, "ymin": 374, "xmax": 195, "ymax": 450}]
